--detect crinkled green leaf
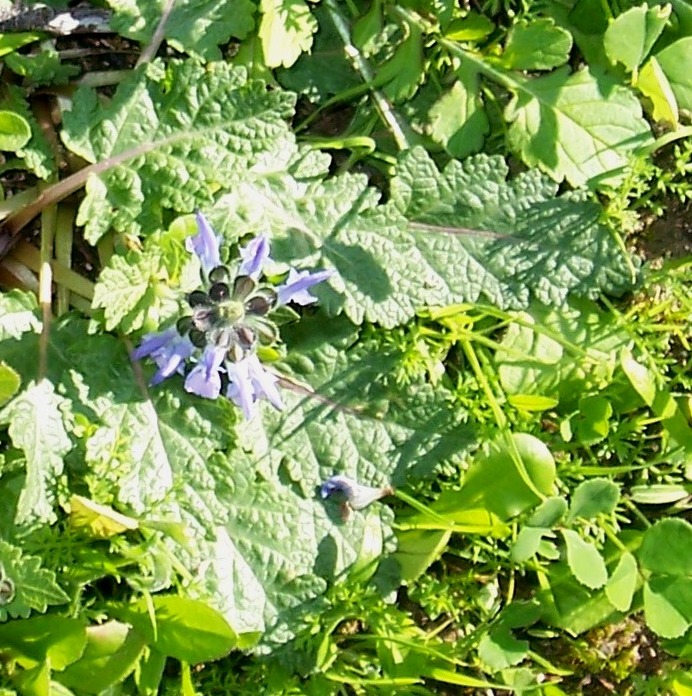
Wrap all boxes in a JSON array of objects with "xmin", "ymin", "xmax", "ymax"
[
  {"xmin": 106, "ymin": 0, "xmax": 255, "ymax": 60},
  {"xmin": 0, "ymin": 314, "xmax": 463, "ymax": 646},
  {"xmin": 92, "ymin": 248, "xmax": 179, "ymax": 333},
  {"xmin": 218, "ymin": 146, "xmax": 636, "ymax": 327},
  {"xmin": 61, "ymin": 61, "xmax": 296, "ymax": 243},
  {"xmin": 505, "ymin": 67, "xmax": 653, "ymax": 186},
  {"xmin": 259, "ymin": 0, "xmax": 318, "ymax": 68},
  {"xmin": 391, "ymin": 148, "xmax": 638, "ymax": 307},
  {"xmin": 655, "ymin": 37, "xmax": 692, "ymax": 110},
  {"xmin": 604, "ymin": 4, "xmax": 671, "ymax": 72},
  {"xmin": 0, "ymin": 540, "xmax": 70, "ymax": 621},
  {"xmin": 428, "ymin": 63, "xmax": 488, "ymax": 158},
  {"xmin": 0, "ymin": 381, "xmax": 71, "ymax": 525},
  {"xmin": 195, "ymin": 314, "xmax": 474, "ymax": 642},
  {"xmin": 501, "ymin": 18, "xmax": 573, "ymax": 70},
  {"xmin": 0, "ymin": 291, "xmax": 40, "ymax": 341}
]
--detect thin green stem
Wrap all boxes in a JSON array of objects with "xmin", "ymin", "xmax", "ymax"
[
  {"xmin": 55, "ymin": 204, "xmax": 76, "ymax": 316},
  {"xmin": 461, "ymin": 339, "xmax": 546, "ymax": 501},
  {"xmin": 324, "ymin": 0, "xmax": 410, "ymax": 150}
]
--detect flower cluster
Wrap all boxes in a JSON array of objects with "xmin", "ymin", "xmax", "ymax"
[{"xmin": 133, "ymin": 213, "xmax": 332, "ymax": 419}]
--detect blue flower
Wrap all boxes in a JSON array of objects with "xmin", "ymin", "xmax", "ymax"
[
  {"xmin": 226, "ymin": 354, "xmax": 283, "ymax": 419},
  {"xmin": 186, "ymin": 212, "xmax": 221, "ymax": 274},
  {"xmin": 238, "ymin": 235, "xmax": 272, "ymax": 279},
  {"xmin": 277, "ymin": 268, "xmax": 333, "ymax": 306},
  {"xmin": 132, "ymin": 327, "xmax": 194, "ymax": 386},
  {"xmin": 184, "ymin": 345, "xmax": 226, "ymax": 399},
  {"xmin": 320, "ymin": 475, "xmax": 393, "ymax": 510}
]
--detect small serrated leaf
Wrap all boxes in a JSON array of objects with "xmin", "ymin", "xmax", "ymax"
[
  {"xmin": 501, "ymin": 18, "xmax": 573, "ymax": 71},
  {"xmin": 567, "ymin": 478, "xmax": 620, "ymax": 522},
  {"xmin": 0, "ymin": 290, "xmax": 41, "ymax": 341},
  {"xmin": 562, "ymin": 529, "xmax": 608, "ymax": 589},
  {"xmin": 259, "ymin": 0, "xmax": 317, "ymax": 68},
  {"xmin": 605, "ymin": 551, "xmax": 638, "ymax": 612},
  {"xmin": 0, "ymin": 540, "xmax": 69, "ymax": 620},
  {"xmin": 428, "ymin": 64, "xmax": 488, "ymax": 158},
  {"xmin": 643, "ymin": 579, "xmax": 690, "ymax": 639},
  {"xmin": 0, "ymin": 381, "xmax": 72, "ymax": 525},
  {"xmin": 92, "ymin": 249, "xmax": 179, "ymax": 332}
]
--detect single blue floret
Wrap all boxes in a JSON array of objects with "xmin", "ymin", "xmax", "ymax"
[
  {"xmin": 277, "ymin": 268, "xmax": 334, "ymax": 306},
  {"xmin": 132, "ymin": 327, "xmax": 194, "ymax": 386},
  {"xmin": 186, "ymin": 211, "xmax": 221, "ymax": 275},
  {"xmin": 320, "ymin": 475, "xmax": 393, "ymax": 510}
]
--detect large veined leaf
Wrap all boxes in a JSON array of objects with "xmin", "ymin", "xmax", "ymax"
[
  {"xmin": 212, "ymin": 146, "xmax": 637, "ymax": 328},
  {"xmin": 105, "ymin": 0, "xmax": 255, "ymax": 60},
  {"xmin": 0, "ymin": 307, "xmax": 471, "ymax": 645},
  {"xmin": 61, "ymin": 61, "xmax": 296, "ymax": 243}
]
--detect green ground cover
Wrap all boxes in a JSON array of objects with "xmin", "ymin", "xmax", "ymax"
[{"xmin": 0, "ymin": 0, "xmax": 690, "ymax": 694}]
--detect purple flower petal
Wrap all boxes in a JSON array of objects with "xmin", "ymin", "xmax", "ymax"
[
  {"xmin": 133, "ymin": 328, "xmax": 194, "ymax": 386},
  {"xmin": 246, "ymin": 354, "xmax": 283, "ymax": 411},
  {"xmin": 186, "ymin": 212, "xmax": 221, "ymax": 274},
  {"xmin": 225, "ymin": 354, "xmax": 284, "ymax": 419},
  {"xmin": 238, "ymin": 235, "xmax": 272, "ymax": 279},
  {"xmin": 277, "ymin": 268, "xmax": 333, "ymax": 306},
  {"xmin": 320, "ymin": 475, "xmax": 392, "ymax": 510},
  {"xmin": 226, "ymin": 358, "xmax": 255, "ymax": 419},
  {"xmin": 184, "ymin": 345, "xmax": 225, "ymax": 399},
  {"xmin": 132, "ymin": 327, "xmax": 178, "ymax": 361}
]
